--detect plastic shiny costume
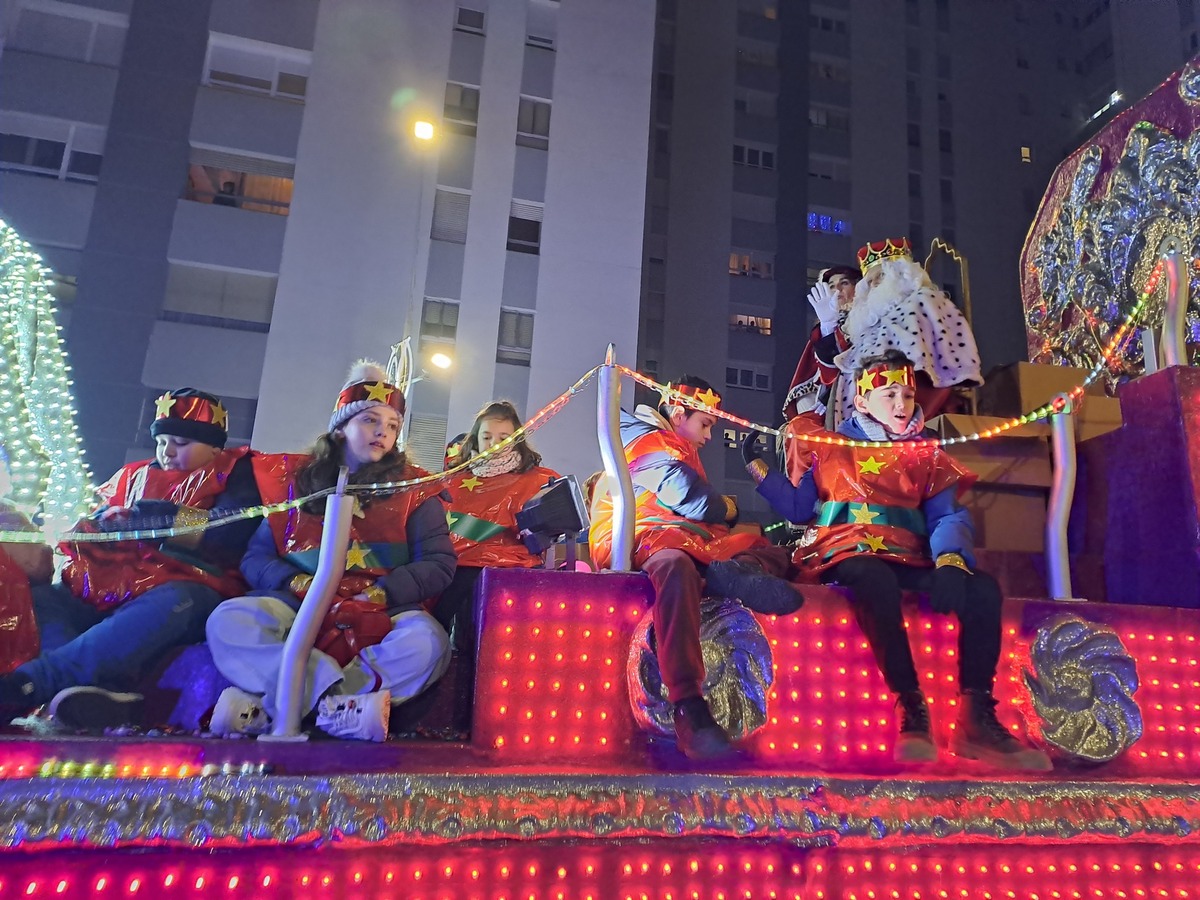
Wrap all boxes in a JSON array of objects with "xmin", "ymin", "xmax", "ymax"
[
  {"xmin": 781, "ymin": 416, "xmax": 975, "ymax": 575},
  {"xmin": 60, "ymin": 446, "xmax": 252, "ymax": 611},
  {"xmin": 252, "ymin": 452, "xmax": 445, "ymax": 598},
  {"xmin": 590, "ymin": 413, "xmax": 767, "ymax": 570},
  {"xmin": 445, "ymin": 466, "xmax": 560, "ymax": 568},
  {"xmin": 0, "ymin": 549, "xmax": 39, "ymax": 674}
]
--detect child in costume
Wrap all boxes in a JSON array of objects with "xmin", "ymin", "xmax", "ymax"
[
  {"xmin": 590, "ymin": 375, "xmax": 803, "ymax": 759},
  {"xmin": 744, "ymin": 350, "xmax": 1050, "ymax": 771},
  {"xmin": 0, "ymin": 446, "xmax": 52, "ymax": 676},
  {"xmin": 782, "ymin": 264, "xmax": 861, "ymax": 422},
  {"xmin": 433, "ymin": 401, "xmax": 560, "ymax": 651},
  {"xmin": 0, "ymin": 390, "xmax": 260, "ymax": 729},
  {"xmin": 205, "ymin": 362, "xmax": 454, "ymax": 742}
]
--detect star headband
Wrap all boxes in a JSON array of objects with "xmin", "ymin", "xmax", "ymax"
[
  {"xmin": 155, "ymin": 392, "xmax": 228, "ymax": 430},
  {"xmin": 856, "ymin": 363, "xmax": 915, "ymax": 396},
  {"xmin": 334, "ymin": 380, "xmax": 406, "ymax": 416},
  {"xmin": 660, "ymin": 382, "xmax": 722, "ymax": 412}
]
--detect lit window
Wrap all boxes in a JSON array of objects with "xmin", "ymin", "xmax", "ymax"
[
  {"xmin": 806, "ymin": 211, "xmax": 851, "ymax": 236},
  {"xmin": 730, "ymin": 314, "xmax": 772, "ymax": 336},
  {"xmin": 185, "ymin": 149, "xmax": 294, "ymax": 215},
  {"xmin": 729, "ymin": 250, "xmax": 774, "ymax": 279},
  {"xmin": 1020, "ymin": 145, "xmax": 1033, "ymax": 163}
]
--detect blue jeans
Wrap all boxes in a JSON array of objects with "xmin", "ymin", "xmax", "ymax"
[{"xmin": 18, "ymin": 581, "xmax": 224, "ymax": 704}]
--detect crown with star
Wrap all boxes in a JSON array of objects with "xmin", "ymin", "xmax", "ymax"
[
  {"xmin": 660, "ymin": 382, "xmax": 722, "ymax": 412},
  {"xmin": 150, "ymin": 388, "xmax": 229, "ymax": 448},
  {"xmin": 856, "ymin": 237, "xmax": 913, "ymax": 275},
  {"xmin": 856, "ymin": 362, "xmax": 915, "ymax": 396},
  {"xmin": 329, "ymin": 360, "xmax": 406, "ymax": 432}
]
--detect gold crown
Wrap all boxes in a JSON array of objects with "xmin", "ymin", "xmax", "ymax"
[{"xmin": 857, "ymin": 237, "xmax": 913, "ymax": 275}]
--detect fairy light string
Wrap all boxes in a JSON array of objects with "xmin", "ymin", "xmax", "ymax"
[{"xmin": 0, "ymin": 257, "xmax": 1172, "ymax": 544}]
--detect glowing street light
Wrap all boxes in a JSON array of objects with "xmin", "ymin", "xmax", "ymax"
[
  {"xmin": 414, "ymin": 120, "xmax": 435, "ymax": 141},
  {"xmin": 430, "ymin": 351, "xmax": 453, "ymax": 370}
]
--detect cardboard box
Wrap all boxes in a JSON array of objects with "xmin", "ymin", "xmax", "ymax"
[
  {"xmin": 963, "ymin": 488, "xmax": 1047, "ymax": 554},
  {"xmin": 1075, "ymin": 394, "xmax": 1122, "ymax": 442},
  {"xmin": 977, "ymin": 362, "xmax": 1106, "ymax": 418}
]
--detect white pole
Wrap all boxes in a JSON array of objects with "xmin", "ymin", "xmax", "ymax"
[
  {"xmin": 597, "ymin": 343, "xmax": 635, "ymax": 571},
  {"xmin": 261, "ymin": 466, "xmax": 354, "ymax": 740},
  {"xmin": 1159, "ymin": 238, "xmax": 1187, "ymax": 368},
  {"xmin": 1045, "ymin": 393, "xmax": 1082, "ymax": 601}
]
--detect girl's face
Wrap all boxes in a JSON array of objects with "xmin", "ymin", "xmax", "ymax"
[
  {"xmin": 476, "ymin": 416, "xmax": 516, "ymax": 454},
  {"xmin": 339, "ymin": 406, "xmax": 401, "ymax": 472}
]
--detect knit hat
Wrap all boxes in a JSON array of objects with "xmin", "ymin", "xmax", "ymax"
[
  {"xmin": 150, "ymin": 388, "xmax": 228, "ymax": 448},
  {"xmin": 329, "ymin": 360, "xmax": 406, "ymax": 433}
]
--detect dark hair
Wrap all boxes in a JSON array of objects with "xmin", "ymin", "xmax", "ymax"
[
  {"xmin": 461, "ymin": 401, "xmax": 542, "ymax": 473},
  {"xmin": 293, "ymin": 432, "xmax": 409, "ymax": 514},
  {"xmin": 658, "ymin": 374, "xmax": 719, "ymax": 419},
  {"xmin": 854, "ymin": 349, "xmax": 915, "ymax": 384},
  {"xmin": 820, "ymin": 265, "xmax": 861, "ymax": 285}
]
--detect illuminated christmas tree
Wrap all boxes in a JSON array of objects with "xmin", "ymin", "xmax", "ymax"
[{"xmin": 0, "ymin": 218, "xmax": 93, "ymax": 529}]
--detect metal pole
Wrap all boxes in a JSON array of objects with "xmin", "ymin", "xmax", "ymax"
[
  {"xmin": 597, "ymin": 343, "xmax": 635, "ymax": 571},
  {"xmin": 1159, "ymin": 237, "xmax": 1186, "ymax": 368},
  {"xmin": 1045, "ymin": 393, "xmax": 1082, "ymax": 601},
  {"xmin": 261, "ymin": 466, "xmax": 354, "ymax": 741},
  {"xmin": 1141, "ymin": 328, "xmax": 1159, "ymax": 375}
]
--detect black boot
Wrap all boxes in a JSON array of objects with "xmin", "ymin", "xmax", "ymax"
[
  {"xmin": 672, "ymin": 696, "xmax": 735, "ymax": 760},
  {"xmin": 952, "ymin": 688, "xmax": 1052, "ymax": 772},
  {"xmin": 894, "ymin": 690, "xmax": 937, "ymax": 763},
  {"xmin": 0, "ymin": 672, "xmax": 38, "ymax": 722},
  {"xmin": 704, "ymin": 560, "xmax": 803, "ymax": 615}
]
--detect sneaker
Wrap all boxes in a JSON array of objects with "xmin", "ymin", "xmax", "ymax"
[
  {"xmin": 672, "ymin": 695, "xmax": 735, "ymax": 760},
  {"xmin": 316, "ymin": 690, "xmax": 391, "ymax": 742},
  {"xmin": 952, "ymin": 689, "xmax": 1053, "ymax": 772},
  {"xmin": 705, "ymin": 559, "xmax": 804, "ymax": 616},
  {"xmin": 210, "ymin": 687, "xmax": 272, "ymax": 737},
  {"xmin": 894, "ymin": 690, "xmax": 937, "ymax": 763},
  {"xmin": 49, "ymin": 686, "xmax": 144, "ymax": 732},
  {"xmin": 0, "ymin": 673, "xmax": 39, "ymax": 719}
]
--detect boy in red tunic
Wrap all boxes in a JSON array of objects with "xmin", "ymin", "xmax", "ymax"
[
  {"xmin": 745, "ymin": 351, "xmax": 1050, "ymax": 771},
  {"xmin": 590, "ymin": 375, "xmax": 803, "ymax": 759}
]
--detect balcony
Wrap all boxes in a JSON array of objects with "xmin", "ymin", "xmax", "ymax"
[
  {"xmin": 190, "ymin": 86, "xmax": 303, "ymax": 162},
  {"xmin": 167, "ymin": 199, "xmax": 286, "ymax": 275},
  {"xmin": 0, "ymin": 49, "xmax": 116, "ymax": 125},
  {"xmin": 0, "ymin": 171, "xmax": 95, "ymax": 250}
]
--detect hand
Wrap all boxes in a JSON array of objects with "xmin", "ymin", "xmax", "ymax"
[
  {"xmin": 928, "ymin": 565, "xmax": 969, "ymax": 615},
  {"xmin": 740, "ymin": 429, "xmax": 765, "ymax": 466},
  {"xmin": 807, "ymin": 281, "xmax": 840, "ymax": 333},
  {"xmin": 722, "ymin": 494, "xmax": 739, "ymax": 525}
]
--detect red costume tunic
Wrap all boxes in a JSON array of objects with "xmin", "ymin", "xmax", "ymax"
[
  {"xmin": 0, "ymin": 549, "xmax": 39, "ymax": 674},
  {"xmin": 445, "ymin": 465, "xmax": 560, "ymax": 568},
  {"xmin": 590, "ymin": 426, "xmax": 767, "ymax": 570},
  {"xmin": 782, "ymin": 417, "xmax": 975, "ymax": 575},
  {"xmin": 252, "ymin": 453, "xmax": 445, "ymax": 598},
  {"xmin": 60, "ymin": 446, "xmax": 252, "ymax": 611}
]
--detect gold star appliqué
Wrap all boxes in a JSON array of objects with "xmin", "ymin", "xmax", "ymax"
[
  {"xmin": 694, "ymin": 388, "xmax": 721, "ymax": 409},
  {"xmin": 862, "ymin": 533, "xmax": 888, "ymax": 552},
  {"xmin": 345, "ymin": 542, "xmax": 370, "ymax": 569},
  {"xmin": 154, "ymin": 393, "xmax": 176, "ymax": 417},
  {"xmin": 460, "ymin": 476, "xmax": 483, "ymax": 492},
  {"xmin": 850, "ymin": 504, "xmax": 880, "ymax": 524},
  {"xmin": 882, "ymin": 368, "xmax": 910, "ymax": 386},
  {"xmin": 856, "ymin": 371, "xmax": 877, "ymax": 393},
  {"xmin": 364, "ymin": 381, "xmax": 393, "ymax": 403},
  {"xmin": 210, "ymin": 402, "xmax": 228, "ymax": 429},
  {"xmin": 857, "ymin": 455, "xmax": 885, "ymax": 475}
]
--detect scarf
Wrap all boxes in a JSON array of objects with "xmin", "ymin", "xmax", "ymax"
[
  {"xmin": 851, "ymin": 405, "xmax": 927, "ymax": 442},
  {"xmin": 470, "ymin": 447, "xmax": 524, "ymax": 477}
]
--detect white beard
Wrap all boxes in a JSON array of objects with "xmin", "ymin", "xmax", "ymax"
[{"xmin": 842, "ymin": 260, "xmax": 932, "ymax": 343}]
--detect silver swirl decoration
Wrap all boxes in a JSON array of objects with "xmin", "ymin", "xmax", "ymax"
[
  {"xmin": 1028, "ymin": 109, "xmax": 1200, "ymax": 381},
  {"xmin": 626, "ymin": 597, "xmax": 773, "ymax": 741},
  {"xmin": 1022, "ymin": 614, "xmax": 1143, "ymax": 763}
]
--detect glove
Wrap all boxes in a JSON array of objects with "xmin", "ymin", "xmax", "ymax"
[
  {"xmin": 928, "ymin": 560, "xmax": 969, "ymax": 615},
  {"xmin": 722, "ymin": 495, "xmax": 739, "ymax": 525},
  {"xmin": 807, "ymin": 281, "xmax": 840, "ymax": 335},
  {"xmin": 741, "ymin": 429, "xmax": 776, "ymax": 484}
]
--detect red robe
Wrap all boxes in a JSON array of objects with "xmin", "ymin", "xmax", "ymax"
[
  {"xmin": 60, "ymin": 446, "xmax": 252, "ymax": 611},
  {"xmin": 445, "ymin": 466, "xmax": 560, "ymax": 568},
  {"xmin": 253, "ymin": 453, "xmax": 446, "ymax": 598},
  {"xmin": 0, "ymin": 549, "xmax": 39, "ymax": 674},
  {"xmin": 782, "ymin": 417, "xmax": 975, "ymax": 575},
  {"xmin": 590, "ymin": 427, "xmax": 767, "ymax": 570}
]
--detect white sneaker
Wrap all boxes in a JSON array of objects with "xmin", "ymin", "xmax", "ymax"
[
  {"xmin": 316, "ymin": 690, "xmax": 391, "ymax": 742},
  {"xmin": 210, "ymin": 687, "xmax": 271, "ymax": 737}
]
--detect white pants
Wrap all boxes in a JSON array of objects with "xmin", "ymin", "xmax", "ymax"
[{"xmin": 206, "ymin": 595, "xmax": 451, "ymax": 720}]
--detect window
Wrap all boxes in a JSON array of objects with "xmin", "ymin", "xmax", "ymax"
[
  {"xmin": 725, "ymin": 363, "xmax": 772, "ymax": 392},
  {"xmin": 936, "ymin": 52, "xmax": 951, "ymax": 80},
  {"xmin": 806, "ymin": 210, "xmax": 851, "ymax": 236},
  {"xmin": 643, "ymin": 359, "xmax": 659, "ymax": 380},
  {"xmin": 455, "ymin": 6, "xmax": 486, "ymax": 34},
  {"xmin": 431, "ymin": 189, "xmax": 471, "ymax": 242},
  {"xmin": 809, "ymin": 59, "xmax": 850, "ymax": 83},
  {"xmin": 808, "ymin": 106, "xmax": 850, "ymax": 131},
  {"xmin": 940, "ymin": 178, "xmax": 954, "ymax": 204},
  {"xmin": 730, "ymin": 314, "xmax": 772, "ymax": 335},
  {"xmin": 517, "ymin": 96, "xmax": 551, "ymax": 149},
  {"xmin": 185, "ymin": 149, "xmax": 294, "ymax": 215},
  {"xmin": 497, "ymin": 309, "xmax": 534, "ymax": 365},
  {"xmin": 729, "ymin": 250, "xmax": 774, "ymax": 279},
  {"xmin": 907, "ymin": 123, "xmax": 922, "ymax": 148},
  {"xmin": 526, "ymin": 33, "xmax": 555, "ymax": 50},
  {"xmin": 507, "ymin": 200, "xmax": 543, "ymax": 254},
  {"xmin": 808, "ymin": 156, "xmax": 848, "ymax": 182},
  {"xmin": 938, "ymin": 129, "xmax": 953, "ymax": 153},
  {"xmin": 1020, "ymin": 145, "xmax": 1033, "ymax": 163},
  {"xmin": 420, "ymin": 298, "xmax": 460, "ymax": 342},
  {"xmin": 205, "ymin": 34, "xmax": 311, "ymax": 101},
  {"xmin": 734, "ymin": 88, "xmax": 776, "ymax": 117},
  {"xmin": 808, "ymin": 14, "xmax": 848, "ymax": 34},
  {"xmin": 7, "ymin": 1, "xmax": 128, "ymax": 66},
  {"xmin": 0, "ymin": 116, "xmax": 105, "ymax": 183},
  {"xmin": 444, "ymin": 82, "xmax": 481, "ymax": 135},
  {"xmin": 732, "ymin": 142, "xmax": 775, "ymax": 170},
  {"xmin": 908, "ymin": 172, "xmax": 922, "ymax": 198}
]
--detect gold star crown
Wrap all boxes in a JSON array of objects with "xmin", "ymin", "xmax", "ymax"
[
  {"xmin": 857, "ymin": 237, "xmax": 913, "ymax": 275},
  {"xmin": 661, "ymin": 382, "xmax": 722, "ymax": 412}
]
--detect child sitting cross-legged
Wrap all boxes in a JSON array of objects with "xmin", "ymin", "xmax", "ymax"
[{"xmin": 744, "ymin": 350, "xmax": 1051, "ymax": 772}]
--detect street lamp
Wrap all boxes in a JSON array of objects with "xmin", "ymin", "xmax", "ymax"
[
  {"xmin": 430, "ymin": 351, "xmax": 453, "ymax": 370},
  {"xmin": 414, "ymin": 120, "xmax": 435, "ymax": 141}
]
